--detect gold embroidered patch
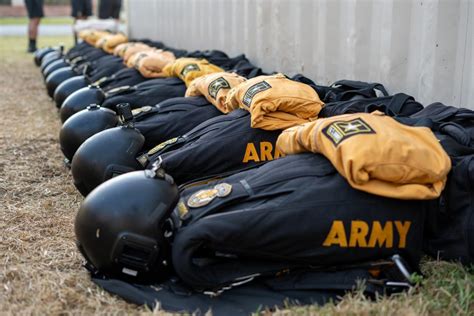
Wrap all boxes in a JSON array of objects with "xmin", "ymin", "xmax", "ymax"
[
  {"xmin": 322, "ymin": 118, "xmax": 375, "ymax": 146},
  {"xmin": 187, "ymin": 183, "xmax": 233, "ymax": 208},
  {"xmin": 180, "ymin": 63, "xmax": 200, "ymax": 77},
  {"xmin": 147, "ymin": 137, "xmax": 179, "ymax": 156},
  {"xmin": 208, "ymin": 77, "xmax": 231, "ymax": 99},
  {"xmin": 187, "ymin": 189, "xmax": 218, "ymax": 208},
  {"xmin": 131, "ymin": 105, "xmax": 153, "ymax": 116}
]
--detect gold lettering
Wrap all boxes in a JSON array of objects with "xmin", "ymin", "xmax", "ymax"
[
  {"xmin": 323, "ymin": 221, "xmax": 348, "ymax": 247},
  {"xmin": 242, "ymin": 143, "xmax": 260, "ymax": 163},
  {"xmin": 349, "ymin": 220, "xmax": 369, "ymax": 247},
  {"xmin": 394, "ymin": 221, "xmax": 411, "ymax": 248},
  {"xmin": 274, "ymin": 146, "xmax": 283, "ymax": 159},
  {"xmin": 260, "ymin": 142, "xmax": 273, "ymax": 161},
  {"xmin": 368, "ymin": 221, "xmax": 393, "ymax": 248}
]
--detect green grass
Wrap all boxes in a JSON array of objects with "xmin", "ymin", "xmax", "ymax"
[
  {"xmin": 0, "ymin": 36, "xmax": 73, "ymax": 58},
  {"xmin": 0, "ymin": 16, "xmax": 74, "ymax": 25}
]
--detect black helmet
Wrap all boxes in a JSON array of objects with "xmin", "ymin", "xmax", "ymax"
[
  {"xmin": 60, "ymin": 105, "xmax": 118, "ymax": 162},
  {"xmin": 40, "ymin": 51, "xmax": 63, "ymax": 72},
  {"xmin": 60, "ymin": 85, "xmax": 105, "ymax": 123},
  {"xmin": 54, "ymin": 75, "xmax": 89, "ymax": 108},
  {"xmin": 71, "ymin": 125, "xmax": 145, "ymax": 196},
  {"xmin": 75, "ymin": 168, "xmax": 179, "ymax": 282},
  {"xmin": 45, "ymin": 67, "xmax": 77, "ymax": 98},
  {"xmin": 43, "ymin": 59, "xmax": 69, "ymax": 79},
  {"xmin": 34, "ymin": 47, "xmax": 56, "ymax": 67}
]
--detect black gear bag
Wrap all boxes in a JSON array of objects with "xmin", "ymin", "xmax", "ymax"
[
  {"xmin": 404, "ymin": 102, "xmax": 474, "ymax": 265},
  {"xmin": 101, "ymin": 77, "xmax": 187, "ymax": 110},
  {"xmin": 132, "ymin": 96, "xmax": 222, "ymax": 150},
  {"xmin": 170, "ymin": 153, "xmax": 425, "ymax": 291},
  {"xmin": 140, "ymin": 109, "xmax": 283, "ymax": 185}
]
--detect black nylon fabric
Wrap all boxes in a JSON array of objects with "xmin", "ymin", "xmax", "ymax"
[
  {"xmin": 92, "ymin": 274, "xmax": 341, "ymax": 315},
  {"xmin": 145, "ymin": 110, "xmax": 282, "ymax": 185},
  {"xmin": 397, "ymin": 102, "xmax": 474, "ymax": 265},
  {"xmin": 289, "ymin": 76, "xmax": 393, "ymax": 104},
  {"xmin": 88, "ymin": 55, "xmax": 126, "ymax": 83},
  {"xmin": 228, "ymin": 59, "xmax": 266, "ymax": 78},
  {"xmin": 98, "ymin": 68, "xmax": 148, "ymax": 92},
  {"xmin": 319, "ymin": 93, "xmax": 424, "ymax": 118},
  {"xmin": 65, "ymin": 41, "xmax": 95, "ymax": 61},
  {"xmin": 133, "ymin": 96, "xmax": 222, "ymax": 150},
  {"xmin": 101, "ymin": 77, "xmax": 187, "ymax": 110},
  {"xmin": 171, "ymin": 153, "xmax": 426, "ymax": 290}
]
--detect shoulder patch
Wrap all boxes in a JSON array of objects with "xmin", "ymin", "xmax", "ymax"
[
  {"xmin": 208, "ymin": 77, "xmax": 231, "ymax": 99},
  {"xmin": 322, "ymin": 118, "xmax": 376, "ymax": 146},
  {"xmin": 180, "ymin": 63, "xmax": 201, "ymax": 77},
  {"xmin": 147, "ymin": 137, "xmax": 179, "ymax": 156},
  {"xmin": 242, "ymin": 81, "xmax": 272, "ymax": 108}
]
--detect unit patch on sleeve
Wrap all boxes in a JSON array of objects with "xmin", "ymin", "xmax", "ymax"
[
  {"xmin": 322, "ymin": 118, "xmax": 376, "ymax": 146},
  {"xmin": 208, "ymin": 77, "xmax": 231, "ymax": 99},
  {"xmin": 187, "ymin": 183, "xmax": 233, "ymax": 208},
  {"xmin": 180, "ymin": 63, "xmax": 201, "ymax": 77},
  {"xmin": 242, "ymin": 81, "xmax": 272, "ymax": 108}
]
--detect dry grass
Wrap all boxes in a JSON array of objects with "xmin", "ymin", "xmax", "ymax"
[{"xmin": 0, "ymin": 36, "xmax": 472, "ymax": 315}]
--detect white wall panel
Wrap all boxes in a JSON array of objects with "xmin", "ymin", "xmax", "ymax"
[{"xmin": 127, "ymin": 0, "xmax": 474, "ymax": 109}]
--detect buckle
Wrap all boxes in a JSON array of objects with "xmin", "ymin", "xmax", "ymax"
[
  {"xmin": 203, "ymin": 273, "xmax": 260, "ymax": 297},
  {"xmin": 116, "ymin": 103, "xmax": 134, "ymax": 127}
]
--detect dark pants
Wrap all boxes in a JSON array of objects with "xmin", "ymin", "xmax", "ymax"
[
  {"xmin": 24, "ymin": 0, "xmax": 44, "ymax": 18},
  {"xmin": 98, "ymin": 0, "xmax": 122, "ymax": 19},
  {"xmin": 71, "ymin": 0, "xmax": 93, "ymax": 18}
]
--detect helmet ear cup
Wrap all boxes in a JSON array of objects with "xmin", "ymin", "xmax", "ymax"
[
  {"xmin": 54, "ymin": 75, "xmax": 89, "ymax": 108},
  {"xmin": 45, "ymin": 67, "xmax": 77, "ymax": 98},
  {"xmin": 34, "ymin": 47, "xmax": 55, "ymax": 66},
  {"xmin": 40, "ymin": 51, "xmax": 62, "ymax": 72},
  {"xmin": 60, "ymin": 86, "xmax": 105, "ymax": 123},
  {"xmin": 75, "ymin": 170, "xmax": 179, "ymax": 282},
  {"xmin": 43, "ymin": 59, "xmax": 69, "ymax": 79},
  {"xmin": 71, "ymin": 126, "xmax": 145, "ymax": 196},
  {"xmin": 59, "ymin": 105, "xmax": 118, "ymax": 162}
]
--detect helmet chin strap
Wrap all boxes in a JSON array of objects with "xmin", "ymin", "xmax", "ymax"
[
  {"xmin": 146, "ymin": 156, "xmax": 175, "ymax": 185},
  {"xmin": 116, "ymin": 103, "xmax": 135, "ymax": 127}
]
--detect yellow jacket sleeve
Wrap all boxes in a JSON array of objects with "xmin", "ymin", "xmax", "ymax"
[
  {"xmin": 101, "ymin": 33, "xmax": 128, "ymax": 54},
  {"xmin": 79, "ymin": 30, "xmax": 110, "ymax": 46},
  {"xmin": 276, "ymin": 111, "xmax": 451, "ymax": 200},
  {"xmin": 185, "ymin": 72, "xmax": 247, "ymax": 113},
  {"xmin": 122, "ymin": 44, "xmax": 153, "ymax": 65},
  {"xmin": 136, "ymin": 50, "xmax": 176, "ymax": 78},
  {"xmin": 162, "ymin": 58, "xmax": 225, "ymax": 87},
  {"xmin": 224, "ymin": 73, "xmax": 324, "ymax": 130}
]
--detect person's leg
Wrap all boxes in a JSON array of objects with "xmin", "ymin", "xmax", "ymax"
[
  {"xmin": 25, "ymin": 0, "xmax": 44, "ymax": 52},
  {"xmin": 28, "ymin": 17, "xmax": 40, "ymax": 51},
  {"xmin": 72, "ymin": 0, "xmax": 92, "ymax": 44}
]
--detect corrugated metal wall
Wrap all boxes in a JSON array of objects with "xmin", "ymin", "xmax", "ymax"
[{"xmin": 127, "ymin": 0, "xmax": 473, "ymax": 109}]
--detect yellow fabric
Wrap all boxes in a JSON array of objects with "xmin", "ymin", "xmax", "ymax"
[
  {"xmin": 224, "ymin": 73, "xmax": 324, "ymax": 130},
  {"xmin": 185, "ymin": 72, "xmax": 247, "ymax": 113},
  {"xmin": 113, "ymin": 42, "xmax": 129, "ymax": 56},
  {"xmin": 136, "ymin": 50, "xmax": 176, "ymax": 78},
  {"xmin": 122, "ymin": 44, "xmax": 154, "ymax": 66},
  {"xmin": 114, "ymin": 42, "xmax": 148, "ymax": 57},
  {"xmin": 162, "ymin": 58, "xmax": 224, "ymax": 87},
  {"xmin": 79, "ymin": 30, "xmax": 110, "ymax": 46},
  {"xmin": 126, "ymin": 50, "xmax": 162, "ymax": 68},
  {"xmin": 276, "ymin": 111, "xmax": 451, "ymax": 200},
  {"xmin": 98, "ymin": 33, "xmax": 128, "ymax": 54}
]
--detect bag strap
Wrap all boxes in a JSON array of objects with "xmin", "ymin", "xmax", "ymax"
[{"xmin": 387, "ymin": 93, "xmax": 413, "ymax": 115}]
